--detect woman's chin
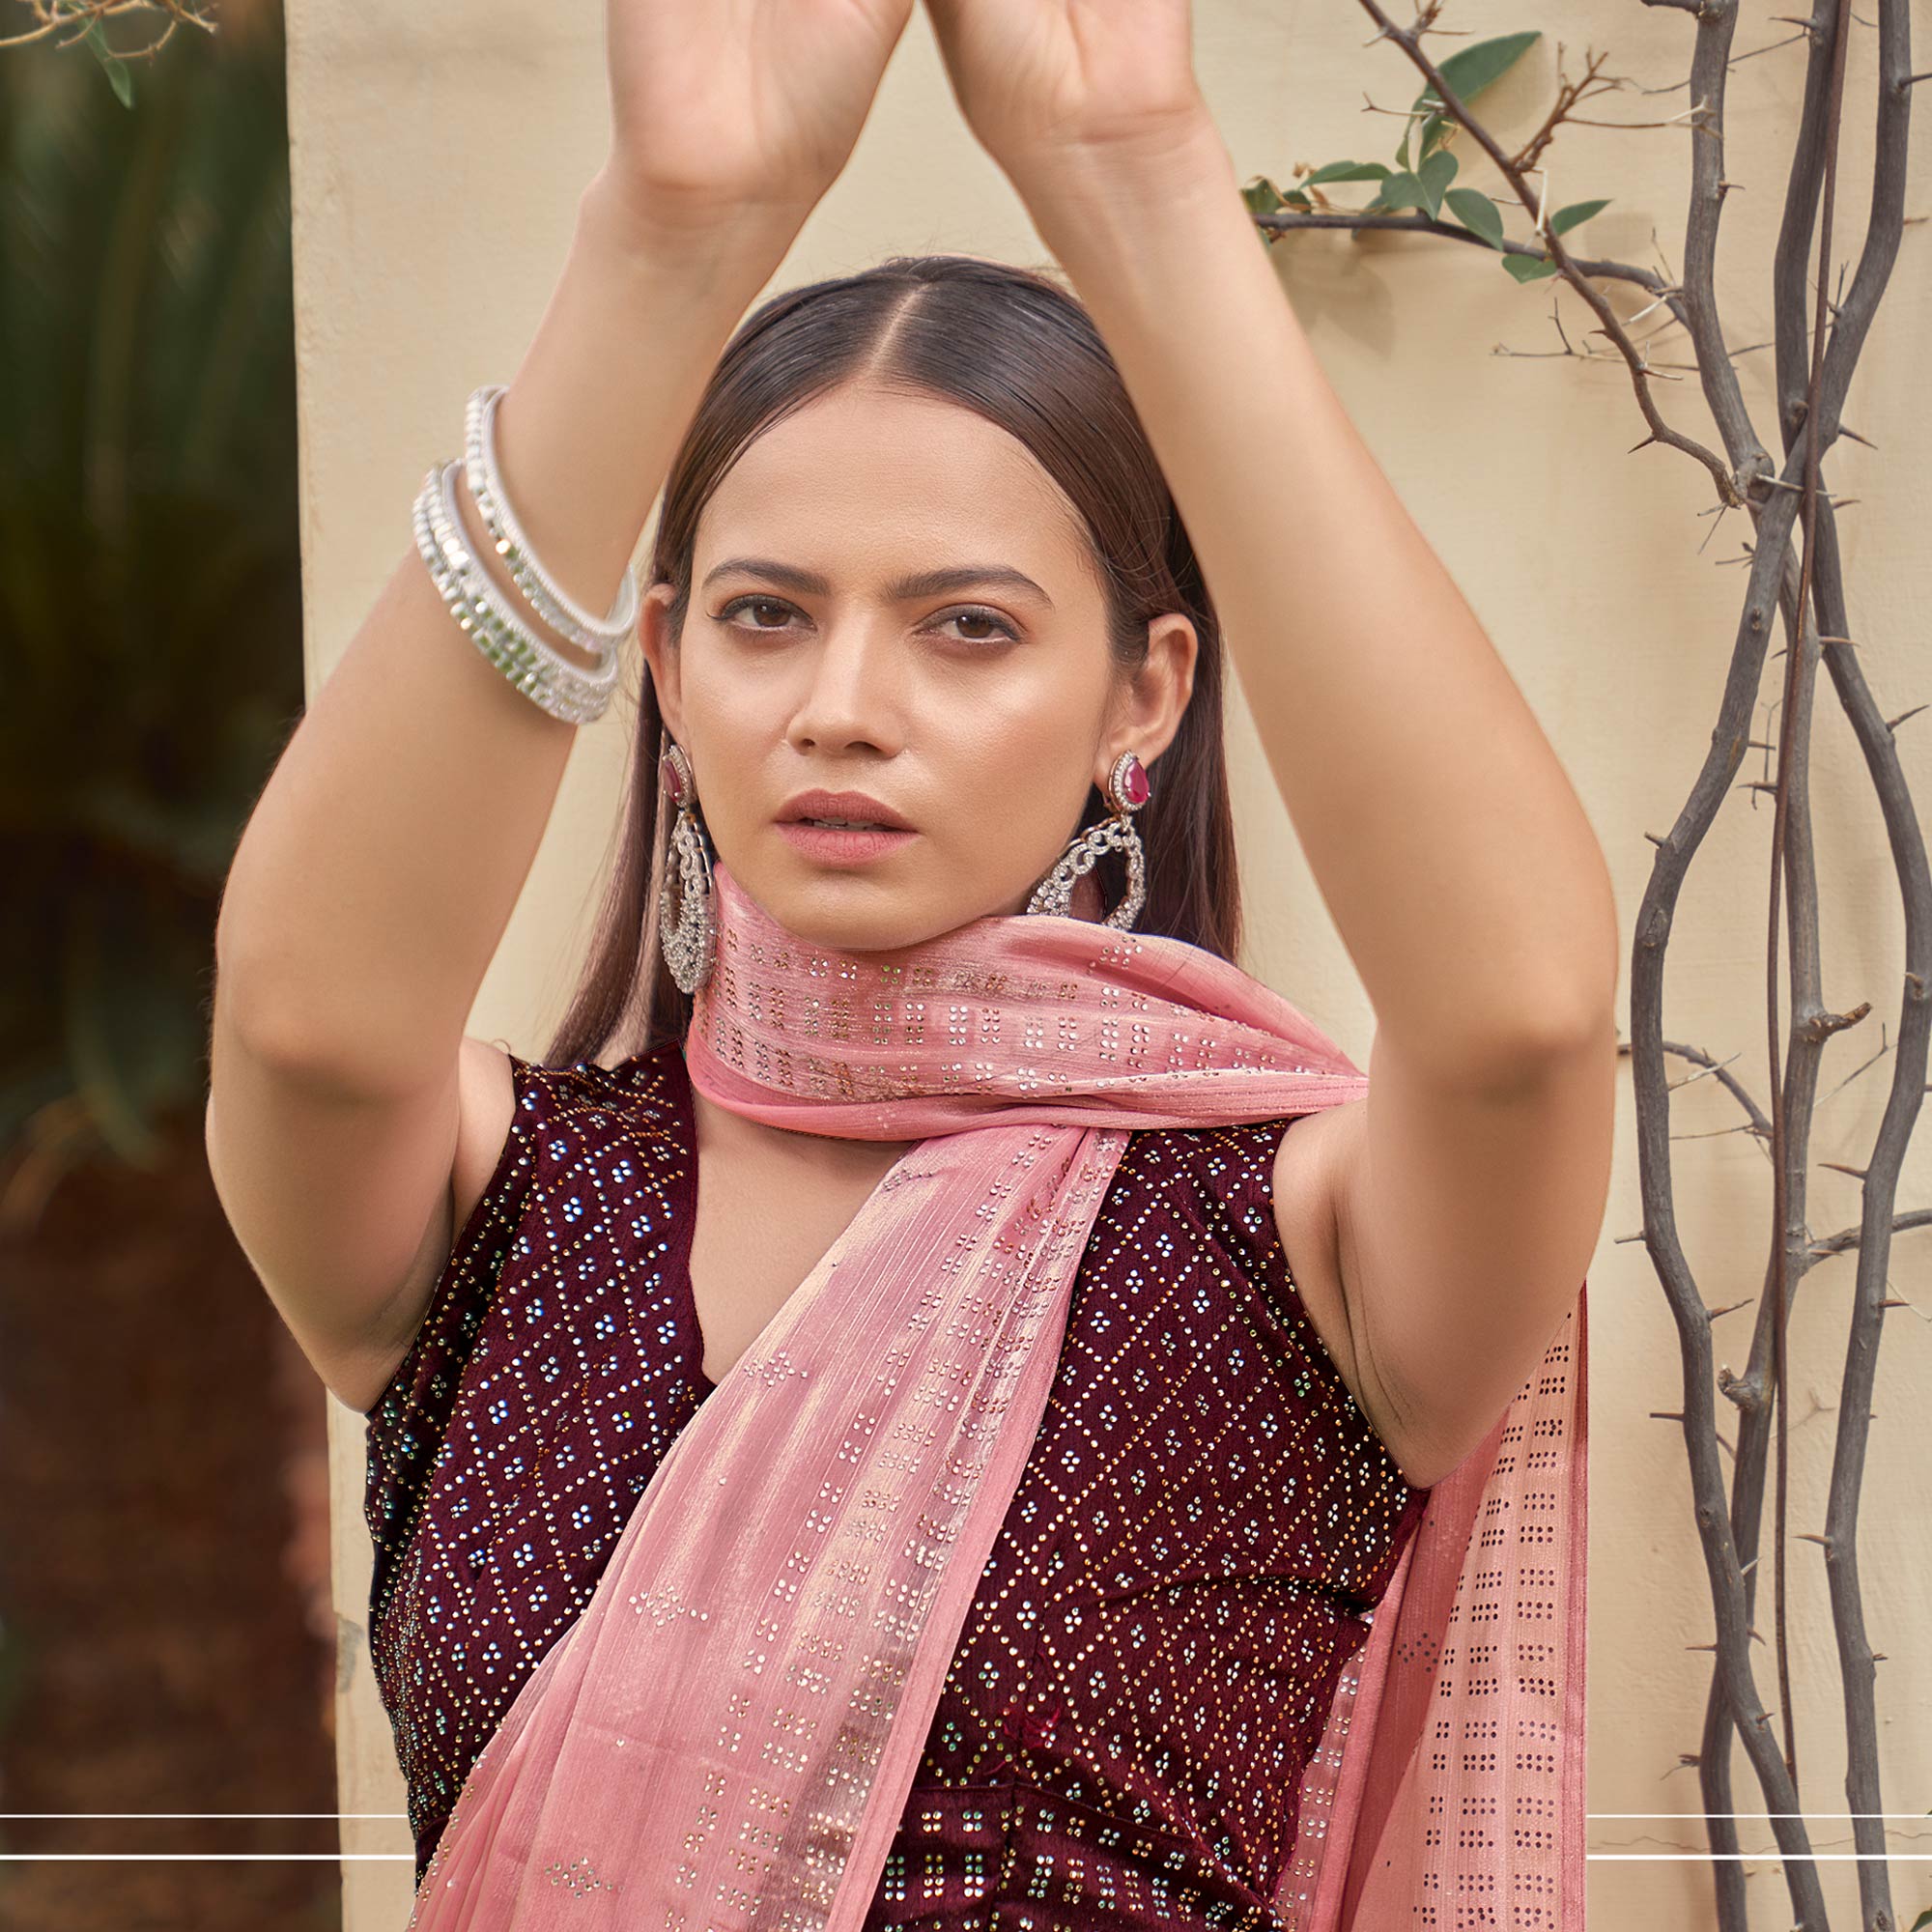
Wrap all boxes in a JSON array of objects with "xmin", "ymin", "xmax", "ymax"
[
  {"xmin": 772, "ymin": 881, "xmax": 1003, "ymax": 950},
  {"xmin": 737, "ymin": 841, "xmax": 1108, "ymax": 947},
  {"xmin": 740, "ymin": 867, "xmax": 958, "ymax": 952}
]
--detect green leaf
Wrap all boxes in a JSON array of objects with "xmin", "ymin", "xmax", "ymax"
[
  {"xmin": 1416, "ymin": 148, "xmax": 1459, "ymax": 214},
  {"xmin": 1241, "ymin": 175, "xmax": 1291, "ymax": 218},
  {"xmin": 1414, "ymin": 112, "xmax": 1446, "ymax": 163},
  {"xmin": 1503, "ymin": 252, "xmax": 1561, "ymax": 283},
  {"xmin": 1435, "ymin": 30, "xmax": 1543, "ymax": 103},
  {"xmin": 1372, "ymin": 155, "xmax": 1458, "ymax": 220},
  {"xmin": 1303, "ymin": 160, "xmax": 1392, "ymax": 185},
  {"xmin": 1366, "ymin": 170, "xmax": 1430, "ymax": 215},
  {"xmin": 1445, "ymin": 186, "xmax": 1506, "ymax": 249},
  {"xmin": 1241, "ymin": 175, "xmax": 1308, "ymax": 249},
  {"xmin": 1908, "ymin": 1911, "xmax": 1932, "ymax": 1932},
  {"xmin": 1402, "ymin": 32, "xmax": 1540, "ymax": 172},
  {"xmin": 1550, "ymin": 197, "xmax": 1612, "ymax": 236},
  {"xmin": 52, "ymin": 0, "xmax": 135, "ymax": 107}
]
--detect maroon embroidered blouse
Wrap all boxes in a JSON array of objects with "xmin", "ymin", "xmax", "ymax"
[{"xmin": 362, "ymin": 1039, "xmax": 1429, "ymax": 1927}]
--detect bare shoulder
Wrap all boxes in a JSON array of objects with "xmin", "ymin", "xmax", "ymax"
[{"xmin": 1268, "ymin": 1099, "xmax": 1425, "ymax": 1486}]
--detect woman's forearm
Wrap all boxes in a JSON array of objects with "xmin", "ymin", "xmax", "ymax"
[
  {"xmin": 1014, "ymin": 127, "xmax": 1620, "ymax": 1083},
  {"xmin": 213, "ymin": 174, "xmax": 799, "ymax": 1094}
]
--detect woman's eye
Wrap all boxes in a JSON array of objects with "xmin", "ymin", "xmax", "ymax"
[
  {"xmin": 719, "ymin": 596, "xmax": 795, "ymax": 631},
  {"xmin": 717, "ymin": 597, "xmax": 1017, "ymax": 644},
  {"xmin": 945, "ymin": 608, "xmax": 1018, "ymax": 643}
]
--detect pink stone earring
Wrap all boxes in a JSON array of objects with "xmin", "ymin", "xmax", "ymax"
[
  {"xmin": 656, "ymin": 737, "xmax": 716, "ymax": 993},
  {"xmin": 1025, "ymin": 750, "xmax": 1151, "ymax": 929}
]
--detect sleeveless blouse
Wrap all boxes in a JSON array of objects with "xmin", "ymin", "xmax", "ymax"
[{"xmin": 362, "ymin": 1040, "xmax": 1431, "ymax": 1926}]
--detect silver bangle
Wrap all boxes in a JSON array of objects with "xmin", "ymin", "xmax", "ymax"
[
  {"xmin": 463, "ymin": 383, "xmax": 639, "ymax": 658},
  {"xmin": 412, "ymin": 460, "xmax": 620, "ymax": 727},
  {"xmin": 416, "ymin": 456, "xmax": 619, "ymax": 724}
]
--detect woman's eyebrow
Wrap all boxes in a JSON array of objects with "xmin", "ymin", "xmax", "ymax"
[{"xmin": 699, "ymin": 556, "xmax": 1054, "ymax": 610}]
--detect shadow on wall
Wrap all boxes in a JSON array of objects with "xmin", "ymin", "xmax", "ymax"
[{"xmin": 0, "ymin": 2, "xmax": 341, "ymax": 1925}]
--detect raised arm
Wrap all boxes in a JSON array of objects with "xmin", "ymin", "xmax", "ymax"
[
  {"xmin": 924, "ymin": 0, "xmax": 1618, "ymax": 1485},
  {"xmin": 207, "ymin": 0, "xmax": 915, "ymax": 1412}
]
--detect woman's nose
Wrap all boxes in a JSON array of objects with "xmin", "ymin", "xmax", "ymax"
[{"xmin": 785, "ymin": 622, "xmax": 907, "ymax": 754}]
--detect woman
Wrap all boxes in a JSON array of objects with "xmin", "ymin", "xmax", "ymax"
[{"xmin": 206, "ymin": 0, "xmax": 1615, "ymax": 1924}]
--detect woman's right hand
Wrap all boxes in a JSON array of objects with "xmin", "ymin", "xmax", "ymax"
[{"xmin": 600, "ymin": 0, "xmax": 917, "ymax": 239}]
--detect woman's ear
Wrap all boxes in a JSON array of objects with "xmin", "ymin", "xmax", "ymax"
[
  {"xmin": 1110, "ymin": 611, "xmax": 1199, "ymax": 767},
  {"xmin": 638, "ymin": 582, "xmax": 684, "ymax": 739}
]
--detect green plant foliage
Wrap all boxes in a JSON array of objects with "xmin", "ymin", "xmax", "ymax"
[
  {"xmin": 1368, "ymin": 170, "xmax": 1426, "ymax": 215},
  {"xmin": 1497, "ymin": 200, "xmax": 1613, "ymax": 280},
  {"xmin": 1365, "ymin": 148, "xmax": 1454, "ymax": 219},
  {"xmin": 1263, "ymin": 27, "xmax": 1611, "ymax": 290},
  {"xmin": 1399, "ymin": 30, "xmax": 1541, "ymax": 170},
  {"xmin": 1445, "ymin": 186, "xmax": 1506, "ymax": 249},
  {"xmin": 49, "ymin": 0, "xmax": 136, "ymax": 107},
  {"xmin": 1301, "ymin": 160, "xmax": 1393, "ymax": 185},
  {"xmin": 0, "ymin": 17, "xmax": 303, "ymax": 1173},
  {"xmin": 1242, "ymin": 173, "xmax": 1308, "ymax": 248},
  {"xmin": 1551, "ymin": 197, "xmax": 1612, "ymax": 236},
  {"xmin": 1417, "ymin": 148, "xmax": 1458, "ymax": 213}
]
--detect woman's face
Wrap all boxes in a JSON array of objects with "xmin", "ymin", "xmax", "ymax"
[{"xmin": 639, "ymin": 381, "xmax": 1198, "ymax": 952}]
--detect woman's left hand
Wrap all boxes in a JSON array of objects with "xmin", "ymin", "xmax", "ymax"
[{"xmin": 922, "ymin": 0, "xmax": 1214, "ymax": 188}]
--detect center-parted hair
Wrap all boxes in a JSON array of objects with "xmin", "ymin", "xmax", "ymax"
[{"xmin": 545, "ymin": 253, "xmax": 1242, "ymax": 1067}]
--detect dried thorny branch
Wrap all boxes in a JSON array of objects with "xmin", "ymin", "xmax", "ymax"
[
  {"xmin": 1255, "ymin": 4, "xmax": 1923, "ymax": 1927},
  {"xmin": 1623, "ymin": 0, "xmax": 1922, "ymax": 1923},
  {"xmin": 1282, "ymin": 4, "xmax": 1746, "ymax": 505},
  {"xmin": 1762, "ymin": 0, "xmax": 1858, "ymax": 1827},
  {"xmin": 1509, "ymin": 43, "xmax": 1627, "ymax": 177},
  {"xmin": 0, "ymin": 0, "xmax": 214, "ymax": 53}
]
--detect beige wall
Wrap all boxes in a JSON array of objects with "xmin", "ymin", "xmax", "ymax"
[{"xmin": 287, "ymin": 1, "xmax": 1932, "ymax": 1924}]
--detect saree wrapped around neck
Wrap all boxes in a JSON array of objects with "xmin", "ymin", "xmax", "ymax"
[{"xmin": 405, "ymin": 861, "xmax": 1587, "ymax": 1929}]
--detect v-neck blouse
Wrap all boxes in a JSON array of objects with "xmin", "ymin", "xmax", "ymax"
[{"xmin": 362, "ymin": 1039, "xmax": 1430, "ymax": 1927}]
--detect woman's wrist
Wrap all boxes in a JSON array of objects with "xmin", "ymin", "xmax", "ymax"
[
  {"xmin": 1006, "ymin": 108, "xmax": 1228, "ymax": 210},
  {"xmin": 577, "ymin": 163, "xmax": 808, "ymax": 278}
]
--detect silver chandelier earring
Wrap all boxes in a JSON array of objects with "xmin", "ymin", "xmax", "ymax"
[
  {"xmin": 656, "ymin": 738, "xmax": 717, "ymax": 993},
  {"xmin": 1026, "ymin": 749, "xmax": 1151, "ymax": 929}
]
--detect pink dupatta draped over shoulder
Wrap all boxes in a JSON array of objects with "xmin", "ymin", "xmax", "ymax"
[{"xmin": 403, "ymin": 861, "xmax": 1587, "ymax": 1930}]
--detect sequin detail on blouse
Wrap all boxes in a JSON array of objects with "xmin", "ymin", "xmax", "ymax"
[{"xmin": 363, "ymin": 1040, "xmax": 1429, "ymax": 1926}]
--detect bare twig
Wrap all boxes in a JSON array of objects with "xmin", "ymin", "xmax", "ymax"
[
  {"xmin": 0, "ymin": 0, "xmax": 215, "ymax": 54},
  {"xmin": 1350, "ymin": 0, "xmax": 1745, "ymax": 504}
]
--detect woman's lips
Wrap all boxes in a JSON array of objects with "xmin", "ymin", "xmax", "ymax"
[{"xmin": 776, "ymin": 820, "xmax": 920, "ymax": 864}]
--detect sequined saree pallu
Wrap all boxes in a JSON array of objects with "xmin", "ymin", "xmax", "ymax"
[{"xmin": 406, "ymin": 862, "xmax": 1588, "ymax": 1930}]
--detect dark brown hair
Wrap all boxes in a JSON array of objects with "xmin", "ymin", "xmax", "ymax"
[{"xmin": 543, "ymin": 252, "xmax": 1243, "ymax": 1069}]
